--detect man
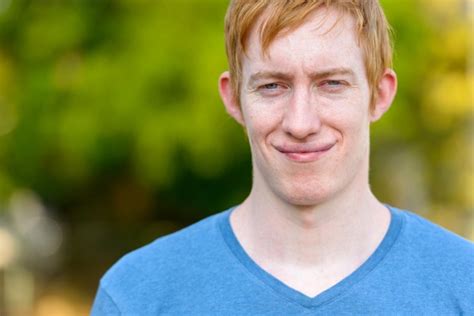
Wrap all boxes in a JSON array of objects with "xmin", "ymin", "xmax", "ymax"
[{"xmin": 92, "ymin": 0, "xmax": 474, "ymax": 314}]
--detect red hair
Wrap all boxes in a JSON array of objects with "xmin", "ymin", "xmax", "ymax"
[{"xmin": 224, "ymin": 0, "xmax": 393, "ymax": 107}]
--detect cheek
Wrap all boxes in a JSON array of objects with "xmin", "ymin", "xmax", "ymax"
[
  {"xmin": 241, "ymin": 99, "xmax": 285, "ymax": 137},
  {"xmin": 325, "ymin": 100, "xmax": 368, "ymax": 129},
  {"xmin": 323, "ymin": 102, "xmax": 371, "ymax": 153},
  {"xmin": 341, "ymin": 113, "xmax": 370, "ymax": 154}
]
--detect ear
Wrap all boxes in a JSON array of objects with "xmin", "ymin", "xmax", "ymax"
[
  {"xmin": 370, "ymin": 68, "xmax": 397, "ymax": 122},
  {"xmin": 218, "ymin": 71, "xmax": 245, "ymax": 125}
]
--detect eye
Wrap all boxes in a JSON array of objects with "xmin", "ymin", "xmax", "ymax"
[
  {"xmin": 323, "ymin": 80, "xmax": 343, "ymax": 86},
  {"xmin": 256, "ymin": 82, "xmax": 288, "ymax": 97},
  {"xmin": 261, "ymin": 83, "xmax": 280, "ymax": 90},
  {"xmin": 318, "ymin": 79, "xmax": 348, "ymax": 93}
]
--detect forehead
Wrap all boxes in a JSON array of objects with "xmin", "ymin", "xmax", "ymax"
[{"xmin": 243, "ymin": 7, "xmax": 364, "ymax": 75}]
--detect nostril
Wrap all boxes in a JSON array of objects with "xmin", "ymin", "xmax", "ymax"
[{"xmin": 281, "ymin": 111, "xmax": 322, "ymax": 139}]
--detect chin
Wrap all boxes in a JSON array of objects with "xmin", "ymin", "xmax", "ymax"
[
  {"xmin": 275, "ymin": 180, "xmax": 335, "ymax": 207},
  {"xmin": 281, "ymin": 194, "xmax": 330, "ymax": 207}
]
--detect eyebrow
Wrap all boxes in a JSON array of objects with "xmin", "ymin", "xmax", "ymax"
[
  {"xmin": 247, "ymin": 67, "xmax": 356, "ymax": 87},
  {"xmin": 310, "ymin": 68, "xmax": 356, "ymax": 81},
  {"xmin": 248, "ymin": 71, "xmax": 293, "ymax": 87}
]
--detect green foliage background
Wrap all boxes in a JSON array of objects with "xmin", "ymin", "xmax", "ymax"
[{"xmin": 0, "ymin": 0, "xmax": 471, "ymax": 312}]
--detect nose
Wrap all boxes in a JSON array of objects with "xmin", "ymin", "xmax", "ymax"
[{"xmin": 281, "ymin": 88, "xmax": 321, "ymax": 139}]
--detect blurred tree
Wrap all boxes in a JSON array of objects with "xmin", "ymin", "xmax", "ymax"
[{"xmin": 0, "ymin": 0, "xmax": 471, "ymax": 311}]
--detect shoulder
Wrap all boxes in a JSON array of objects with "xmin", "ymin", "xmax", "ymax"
[
  {"xmin": 395, "ymin": 207, "xmax": 474, "ymax": 258},
  {"xmin": 390, "ymin": 207, "xmax": 474, "ymax": 294},
  {"xmin": 103, "ymin": 210, "xmax": 228, "ymax": 280},
  {"xmin": 97, "ymin": 210, "xmax": 230, "ymax": 307}
]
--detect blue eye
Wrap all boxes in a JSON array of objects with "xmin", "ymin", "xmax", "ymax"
[
  {"xmin": 319, "ymin": 80, "xmax": 348, "ymax": 93},
  {"xmin": 262, "ymin": 83, "xmax": 279, "ymax": 89},
  {"xmin": 256, "ymin": 82, "xmax": 288, "ymax": 97}
]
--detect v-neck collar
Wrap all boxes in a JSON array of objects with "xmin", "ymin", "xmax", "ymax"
[{"xmin": 218, "ymin": 205, "xmax": 404, "ymax": 309}]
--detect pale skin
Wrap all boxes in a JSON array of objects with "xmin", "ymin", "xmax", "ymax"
[{"xmin": 219, "ymin": 8, "xmax": 397, "ymax": 297}]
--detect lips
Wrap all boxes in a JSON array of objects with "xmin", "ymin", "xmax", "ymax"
[{"xmin": 274, "ymin": 143, "xmax": 335, "ymax": 162}]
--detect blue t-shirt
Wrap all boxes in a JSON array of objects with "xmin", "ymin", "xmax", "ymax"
[{"xmin": 91, "ymin": 206, "xmax": 474, "ymax": 315}]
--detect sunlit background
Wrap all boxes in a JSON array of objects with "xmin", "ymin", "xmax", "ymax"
[{"xmin": 0, "ymin": 0, "xmax": 472, "ymax": 315}]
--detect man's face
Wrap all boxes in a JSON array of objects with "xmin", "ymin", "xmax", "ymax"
[{"xmin": 225, "ymin": 8, "xmax": 389, "ymax": 206}]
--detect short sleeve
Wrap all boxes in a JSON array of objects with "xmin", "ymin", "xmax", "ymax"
[{"xmin": 90, "ymin": 285, "xmax": 121, "ymax": 316}]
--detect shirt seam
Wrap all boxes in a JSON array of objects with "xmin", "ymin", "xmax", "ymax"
[
  {"xmin": 98, "ymin": 282, "xmax": 122, "ymax": 316},
  {"xmin": 216, "ymin": 212, "xmax": 309, "ymax": 310},
  {"xmin": 316, "ymin": 209, "xmax": 407, "ymax": 308},
  {"xmin": 218, "ymin": 206, "xmax": 406, "ymax": 310}
]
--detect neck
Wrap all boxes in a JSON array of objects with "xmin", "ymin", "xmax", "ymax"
[{"xmin": 230, "ymin": 180, "xmax": 390, "ymax": 269}]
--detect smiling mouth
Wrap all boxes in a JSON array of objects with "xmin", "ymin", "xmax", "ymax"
[{"xmin": 275, "ymin": 143, "xmax": 335, "ymax": 162}]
